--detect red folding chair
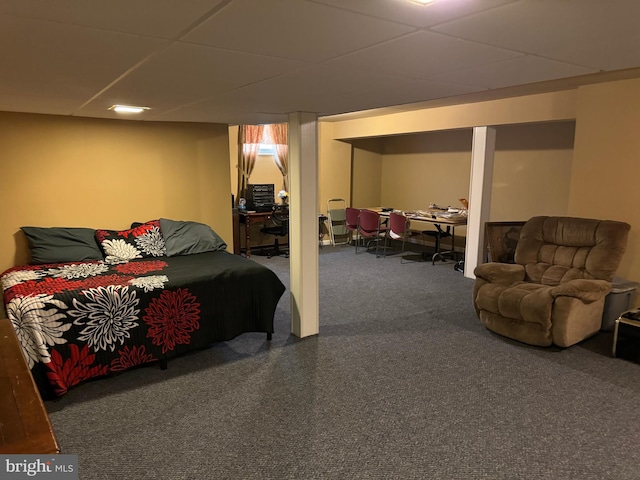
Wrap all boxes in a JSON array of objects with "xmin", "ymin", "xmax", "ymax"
[
  {"xmin": 386, "ymin": 212, "xmax": 412, "ymax": 263},
  {"xmin": 345, "ymin": 207, "xmax": 361, "ymax": 249},
  {"xmin": 356, "ymin": 209, "xmax": 388, "ymax": 257}
]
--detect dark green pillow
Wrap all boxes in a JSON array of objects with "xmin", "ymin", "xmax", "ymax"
[
  {"xmin": 159, "ymin": 219, "xmax": 227, "ymax": 256},
  {"xmin": 21, "ymin": 227, "xmax": 104, "ymax": 265}
]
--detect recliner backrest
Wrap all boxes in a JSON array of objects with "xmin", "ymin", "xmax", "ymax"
[{"xmin": 514, "ymin": 216, "xmax": 630, "ymax": 285}]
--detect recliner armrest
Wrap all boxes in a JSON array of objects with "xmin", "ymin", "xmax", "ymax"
[
  {"xmin": 550, "ymin": 279, "xmax": 611, "ymax": 303},
  {"xmin": 474, "ymin": 263, "xmax": 525, "ymax": 285}
]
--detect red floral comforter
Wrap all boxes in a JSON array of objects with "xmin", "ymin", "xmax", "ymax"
[{"xmin": 1, "ymin": 251, "xmax": 285, "ymax": 397}]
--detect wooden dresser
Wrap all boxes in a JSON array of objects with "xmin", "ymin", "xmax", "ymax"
[{"xmin": 0, "ymin": 318, "xmax": 59, "ymax": 454}]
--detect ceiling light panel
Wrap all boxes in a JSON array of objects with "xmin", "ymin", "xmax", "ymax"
[{"xmin": 109, "ymin": 104, "xmax": 149, "ymax": 113}]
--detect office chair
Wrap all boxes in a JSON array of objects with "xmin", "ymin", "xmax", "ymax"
[
  {"xmin": 422, "ymin": 224, "xmax": 452, "ymax": 262},
  {"xmin": 259, "ymin": 205, "xmax": 289, "ymax": 258}
]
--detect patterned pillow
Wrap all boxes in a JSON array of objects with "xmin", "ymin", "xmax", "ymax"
[{"xmin": 96, "ymin": 220, "xmax": 166, "ymax": 264}]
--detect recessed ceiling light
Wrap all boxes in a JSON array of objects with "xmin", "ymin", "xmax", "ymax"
[
  {"xmin": 108, "ymin": 104, "xmax": 150, "ymax": 114},
  {"xmin": 409, "ymin": 0, "xmax": 436, "ymax": 5}
]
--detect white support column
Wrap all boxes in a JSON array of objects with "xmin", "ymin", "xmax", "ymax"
[
  {"xmin": 288, "ymin": 112, "xmax": 319, "ymax": 338},
  {"xmin": 465, "ymin": 126, "xmax": 496, "ymax": 278}
]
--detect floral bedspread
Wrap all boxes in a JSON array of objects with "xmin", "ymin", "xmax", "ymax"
[{"xmin": 1, "ymin": 252, "xmax": 285, "ymax": 397}]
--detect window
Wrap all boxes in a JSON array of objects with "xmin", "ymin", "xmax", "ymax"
[
  {"xmin": 258, "ymin": 144, "xmax": 276, "ymax": 156},
  {"xmin": 258, "ymin": 126, "xmax": 276, "ymax": 156}
]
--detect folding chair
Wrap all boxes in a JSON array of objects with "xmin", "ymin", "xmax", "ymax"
[
  {"xmin": 356, "ymin": 209, "xmax": 388, "ymax": 257},
  {"xmin": 386, "ymin": 212, "xmax": 412, "ymax": 263}
]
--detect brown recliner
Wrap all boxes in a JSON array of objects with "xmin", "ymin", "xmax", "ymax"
[{"xmin": 473, "ymin": 216, "xmax": 630, "ymax": 347}]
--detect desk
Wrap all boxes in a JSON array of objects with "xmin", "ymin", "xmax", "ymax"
[
  {"xmin": 235, "ymin": 211, "xmax": 274, "ymax": 258},
  {"xmin": 0, "ymin": 319, "xmax": 59, "ymax": 454},
  {"xmin": 375, "ymin": 208, "xmax": 467, "ymax": 263},
  {"xmin": 234, "ymin": 211, "xmax": 328, "ymax": 257}
]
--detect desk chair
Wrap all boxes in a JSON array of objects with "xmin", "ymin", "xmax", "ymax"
[
  {"xmin": 259, "ymin": 205, "xmax": 289, "ymax": 258},
  {"xmin": 422, "ymin": 224, "xmax": 452, "ymax": 262}
]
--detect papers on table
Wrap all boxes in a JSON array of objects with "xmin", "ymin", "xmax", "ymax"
[
  {"xmin": 378, "ymin": 207, "xmax": 467, "ymax": 223},
  {"xmin": 406, "ymin": 209, "xmax": 467, "ymax": 223}
]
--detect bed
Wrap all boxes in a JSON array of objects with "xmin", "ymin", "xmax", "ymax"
[{"xmin": 1, "ymin": 219, "xmax": 286, "ymax": 398}]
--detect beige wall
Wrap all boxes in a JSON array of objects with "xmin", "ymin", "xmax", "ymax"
[
  {"xmin": 323, "ymin": 124, "xmax": 574, "ymax": 224},
  {"xmin": 0, "ymin": 112, "xmax": 231, "ymax": 275},
  {"xmin": 570, "ymin": 78, "xmax": 640, "ymax": 280},
  {"xmin": 362, "ymin": 124, "xmax": 573, "ymax": 245},
  {"xmin": 318, "ymin": 122, "xmax": 352, "ymax": 211},
  {"xmin": 321, "ymin": 91, "xmax": 579, "ymax": 223},
  {"xmin": 351, "ymin": 139, "xmax": 383, "ymax": 208},
  {"xmin": 491, "ymin": 122, "xmax": 575, "ymax": 221},
  {"xmin": 380, "ymin": 130, "xmax": 473, "ymax": 212}
]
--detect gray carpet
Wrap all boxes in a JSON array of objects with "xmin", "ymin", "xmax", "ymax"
[{"xmin": 46, "ymin": 246, "xmax": 640, "ymax": 479}]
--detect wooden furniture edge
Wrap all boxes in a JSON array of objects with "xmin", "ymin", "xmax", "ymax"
[{"xmin": 0, "ymin": 318, "xmax": 60, "ymax": 454}]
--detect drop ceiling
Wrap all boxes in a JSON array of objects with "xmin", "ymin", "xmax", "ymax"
[{"xmin": 1, "ymin": 0, "xmax": 640, "ymax": 125}]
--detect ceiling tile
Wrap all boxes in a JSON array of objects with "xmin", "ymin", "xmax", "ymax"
[
  {"xmin": 0, "ymin": 16, "xmax": 168, "ymax": 114},
  {"xmin": 165, "ymin": 64, "xmax": 482, "ymax": 118},
  {"xmin": 181, "ymin": 0, "xmax": 414, "ymax": 62},
  {"xmin": 432, "ymin": 0, "xmax": 640, "ymax": 69},
  {"xmin": 0, "ymin": 93, "xmax": 81, "ymax": 116},
  {"xmin": 183, "ymin": 65, "xmax": 409, "ymax": 114},
  {"xmin": 76, "ymin": 42, "xmax": 304, "ymax": 114},
  {"xmin": 428, "ymin": 55, "xmax": 597, "ymax": 90},
  {"xmin": 328, "ymin": 30, "xmax": 523, "ymax": 79},
  {"xmin": 1, "ymin": 0, "xmax": 640, "ymax": 124},
  {"xmin": 311, "ymin": 79, "xmax": 482, "ymax": 116},
  {"xmin": 0, "ymin": 75, "xmax": 98, "ymax": 103},
  {"xmin": 0, "ymin": 16, "xmax": 167, "ymax": 77},
  {"xmin": 152, "ymin": 105, "xmax": 288, "ymax": 125},
  {"xmin": 0, "ymin": 0, "xmax": 225, "ymax": 38},
  {"xmin": 537, "ymin": 30, "xmax": 640, "ymax": 72}
]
